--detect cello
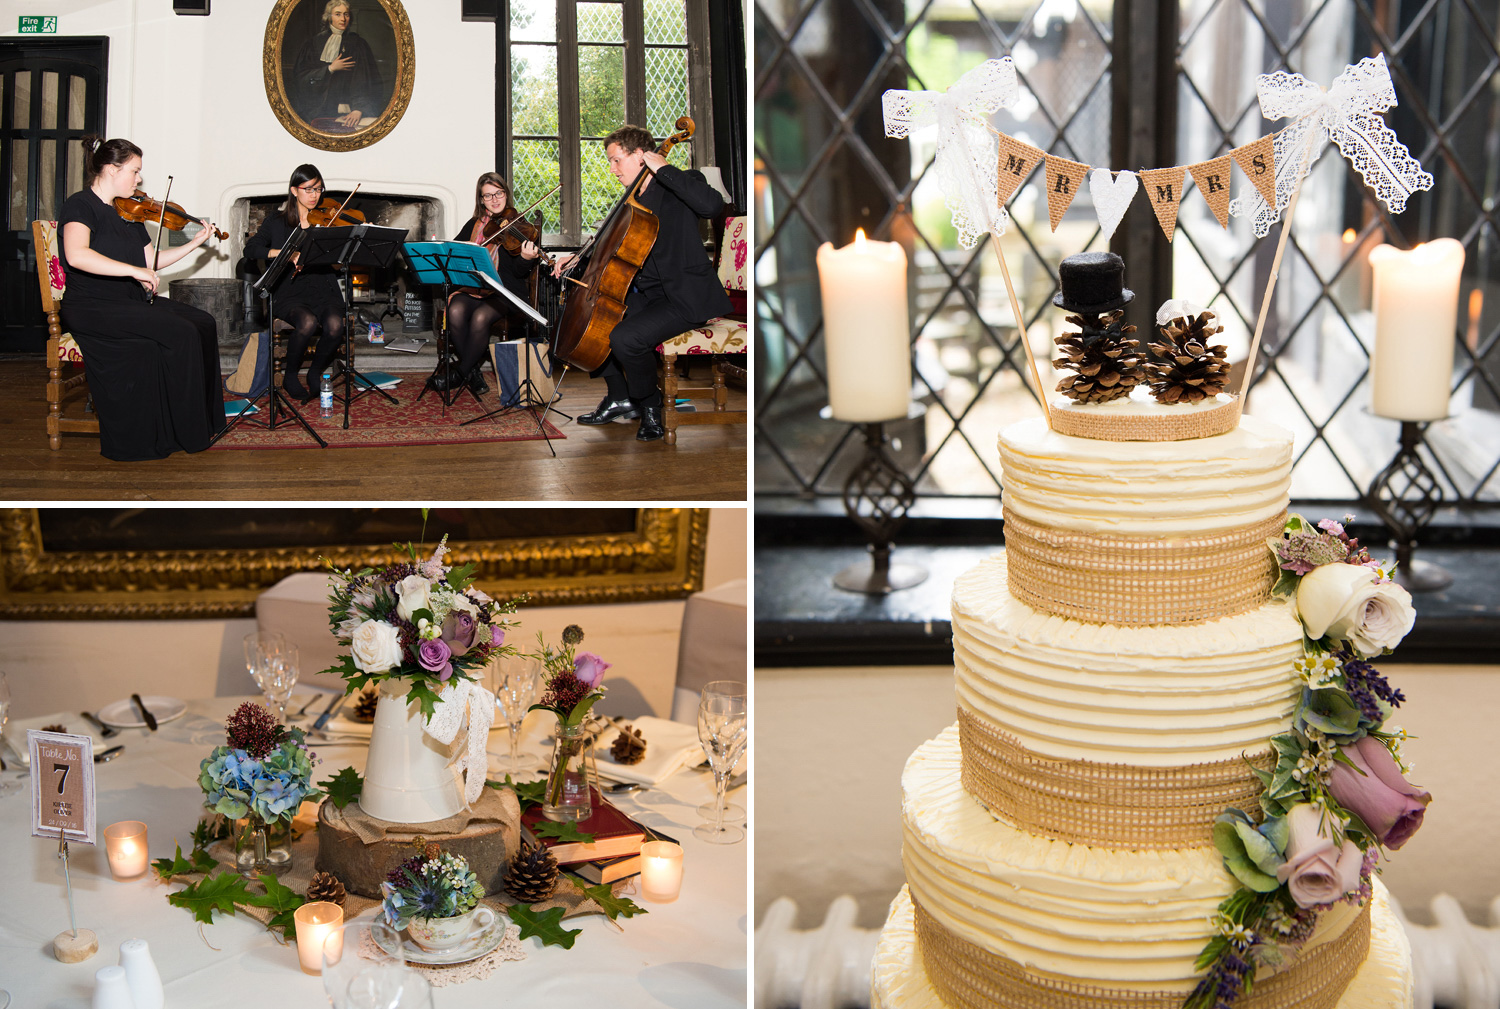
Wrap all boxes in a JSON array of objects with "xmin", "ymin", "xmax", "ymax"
[{"xmin": 552, "ymin": 117, "xmax": 694, "ymax": 372}]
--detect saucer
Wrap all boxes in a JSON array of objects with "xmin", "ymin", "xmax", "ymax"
[
  {"xmin": 98, "ymin": 696, "xmax": 188, "ymax": 728},
  {"xmin": 374, "ymin": 916, "xmax": 506, "ymax": 966}
]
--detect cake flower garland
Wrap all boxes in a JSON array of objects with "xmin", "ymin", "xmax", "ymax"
[{"xmin": 1185, "ymin": 516, "xmax": 1426, "ymax": 1009}]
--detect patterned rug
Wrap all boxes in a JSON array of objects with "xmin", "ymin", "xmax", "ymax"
[{"xmin": 211, "ymin": 373, "xmax": 565, "ymax": 450}]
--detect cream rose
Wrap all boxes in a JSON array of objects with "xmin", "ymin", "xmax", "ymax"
[
  {"xmin": 351, "ymin": 619, "xmax": 403, "ymax": 674},
  {"xmin": 1275, "ymin": 803, "xmax": 1364, "ymax": 908},
  {"xmin": 448, "ymin": 592, "xmax": 478, "ymax": 618},
  {"xmin": 1295, "ymin": 563, "xmax": 1415, "ymax": 657},
  {"xmin": 395, "ymin": 574, "xmax": 433, "ymax": 622}
]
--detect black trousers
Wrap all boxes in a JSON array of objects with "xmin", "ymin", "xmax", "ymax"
[{"xmin": 592, "ymin": 288, "xmax": 696, "ymax": 408}]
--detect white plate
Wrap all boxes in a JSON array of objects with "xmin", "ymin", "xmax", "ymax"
[
  {"xmin": 98, "ymin": 696, "xmax": 188, "ymax": 729},
  {"xmin": 373, "ymin": 916, "xmax": 507, "ymax": 966}
]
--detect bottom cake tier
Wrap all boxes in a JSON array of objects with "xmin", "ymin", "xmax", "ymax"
[{"xmin": 872, "ymin": 883, "xmax": 1413, "ymax": 1009}]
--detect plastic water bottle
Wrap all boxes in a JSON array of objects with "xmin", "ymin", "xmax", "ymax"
[{"xmin": 320, "ymin": 371, "xmax": 334, "ymax": 417}]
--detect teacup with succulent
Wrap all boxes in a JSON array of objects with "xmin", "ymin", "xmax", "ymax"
[{"xmin": 380, "ymin": 842, "xmax": 495, "ymax": 952}]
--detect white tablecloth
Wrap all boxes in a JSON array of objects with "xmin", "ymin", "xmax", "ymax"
[{"xmin": 0, "ymin": 697, "xmax": 747, "ymax": 1007}]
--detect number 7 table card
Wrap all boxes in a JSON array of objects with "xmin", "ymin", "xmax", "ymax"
[{"xmin": 30, "ymin": 730, "xmax": 96, "ymax": 845}]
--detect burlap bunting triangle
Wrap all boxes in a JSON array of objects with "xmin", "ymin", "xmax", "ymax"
[
  {"xmin": 1043, "ymin": 153, "xmax": 1089, "ymax": 231},
  {"xmin": 1188, "ymin": 155, "xmax": 1233, "ymax": 228},
  {"xmin": 995, "ymin": 133, "xmax": 1045, "ymax": 208},
  {"xmin": 1232, "ymin": 134, "xmax": 1278, "ymax": 208},
  {"xmin": 1139, "ymin": 165, "xmax": 1186, "ymax": 241}
]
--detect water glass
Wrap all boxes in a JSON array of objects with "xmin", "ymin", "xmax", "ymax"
[
  {"xmin": 246, "ymin": 632, "xmax": 297, "ymax": 723},
  {"xmin": 322, "ymin": 920, "xmax": 410, "ymax": 1009},
  {"xmin": 490, "ymin": 653, "xmax": 543, "ymax": 774},
  {"xmin": 694, "ymin": 680, "xmax": 748, "ymax": 844},
  {"xmin": 0, "ymin": 672, "xmax": 19, "ymax": 796}
]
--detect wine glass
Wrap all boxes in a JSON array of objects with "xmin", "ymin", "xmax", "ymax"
[
  {"xmin": 489, "ymin": 653, "xmax": 543, "ymax": 775},
  {"xmin": 322, "ymin": 919, "xmax": 413, "ymax": 1009},
  {"xmin": 0, "ymin": 672, "xmax": 21, "ymax": 797},
  {"xmin": 694, "ymin": 680, "xmax": 747, "ymax": 844},
  {"xmin": 245, "ymin": 632, "xmax": 297, "ymax": 724}
]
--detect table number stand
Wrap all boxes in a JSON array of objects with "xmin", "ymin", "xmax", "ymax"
[
  {"xmin": 53, "ymin": 832, "xmax": 96, "ymax": 962},
  {"xmin": 28, "ymin": 730, "xmax": 98, "ymax": 962}
]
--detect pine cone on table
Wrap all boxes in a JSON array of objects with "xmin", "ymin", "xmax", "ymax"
[
  {"xmin": 610, "ymin": 724, "xmax": 648, "ymax": 765},
  {"xmin": 41, "ymin": 723, "xmax": 67, "ymax": 734},
  {"xmin": 306, "ymin": 871, "xmax": 346, "ymax": 907},
  {"xmin": 505, "ymin": 842, "xmax": 559, "ymax": 904},
  {"xmin": 351, "ymin": 687, "xmax": 379, "ymax": 723},
  {"xmin": 1147, "ymin": 310, "xmax": 1230, "ymax": 404},
  {"xmin": 1053, "ymin": 310, "xmax": 1143, "ymax": 404}
]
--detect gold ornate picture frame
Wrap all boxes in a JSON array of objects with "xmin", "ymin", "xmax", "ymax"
[
  {"xmin": 263, "ymin": 0, "xmax": 415, "ymax": 152},
  {"xmin": 0, "ymin": 508, "xmax": 707, "ymax": 619}
]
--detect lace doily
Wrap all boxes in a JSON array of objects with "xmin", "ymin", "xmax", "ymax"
[
  {"xmin": 1088, "ymin": 169, "xmax": 1137, "ymax": 241},
  {"xmin": 883, "ymin": 58, "xmax": 1019, "ymax": 249},
  {"xmin": 356, "ymin": 921, "xmax": 527, "ymax": 987},
  {"xmin": 1230, "ymin": 53, "xmax": 1432, "ymax": 236},
  {"xmin": 424, "ymin": 679, "xmax": 496, "ymax": 806}
]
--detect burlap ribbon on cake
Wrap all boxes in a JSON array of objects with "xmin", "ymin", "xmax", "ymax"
[
  {"xmin": 958, "ymin": 708, "xmax": 1273, "ymax": 849},
  {"xmin": 913, "ymin": 896, "xmax": 1371, "ymax": 1009},
  {"xmin": 1047, "ymin": 395, "xmax": 1243, "ymax": 442},
  {"xmin": 1003, "ymin": 510, "xmax": 1286, "ymax": 626}
]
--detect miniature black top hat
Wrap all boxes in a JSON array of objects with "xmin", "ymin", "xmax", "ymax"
[{"xmin": 1052, "ymin": 252, "xmax": 1134, "ymax": 314}]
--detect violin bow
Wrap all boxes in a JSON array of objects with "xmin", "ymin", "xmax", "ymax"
[
  {"xmin": 147, "ymin": 175, "xmax": 174, "ymax": 304},
  {"xmin": 478, "ymin": 184, "xmax": 562, "ymax": 249},
  {"xmin": 329, "ymin": 183, "xmax": 362, "ymax": 224}
]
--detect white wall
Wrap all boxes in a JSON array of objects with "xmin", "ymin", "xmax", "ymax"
[
  {"xmin": 756, "ymin": 661, "xmax": 1500, "ymax": 931},
  {"xmin": 5, "ymin": 0, "xmax": 496, "ymax": 272}
]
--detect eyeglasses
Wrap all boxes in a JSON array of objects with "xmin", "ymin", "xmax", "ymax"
[
  {"xmin": 297, "ymin": 185, "xmax": 325, "ymax": 194},
  {"xmin": 481, "ymin": 191, "xmax": 507, "ymax": 203}
]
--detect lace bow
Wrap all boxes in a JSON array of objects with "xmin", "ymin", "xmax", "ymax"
[
  {"xmin": 424, "ymin": 678, "xmax": 496, "ymax": 806},
  {"xmin": 1230, "ymin": 54, "xmax": 1432, "ymax": 237},
  {"xmin": 883, "ymin": 58, "xmax": 1019, "ymax": 249}
]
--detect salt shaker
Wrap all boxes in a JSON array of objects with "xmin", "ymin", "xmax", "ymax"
[
  {"xmin": 118, "ymin": 938, "xmax": 163, "ymax": 1009},
  {"xmin": 92, "ymin": 965, "xmax": 137, "ymax": 1009}
]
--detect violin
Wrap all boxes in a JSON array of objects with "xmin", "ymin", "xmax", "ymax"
[
  {"xmin": 482, "ymin": 209, "xmax": 553, "ymax": 267},
  {"xmin": 306, "ymin": 195, "xmax": 366, "ymax": 228},
  {"xmin": 114, "ymin": 189, "xmax": 227, "ymax": 241}
]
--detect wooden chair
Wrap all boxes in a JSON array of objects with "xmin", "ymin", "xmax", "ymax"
[
  {"xmin": 32, "ymin": 220, "xmax": 99, "ymax": 450},
  {"xmin": 655, "ymin": 212, "xmax": 749, "ymax": 445}
]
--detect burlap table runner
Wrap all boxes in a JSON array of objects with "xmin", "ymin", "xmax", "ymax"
[{"xmin": 328, "ymin": 786, "xmax": 519, "ymax": 845}]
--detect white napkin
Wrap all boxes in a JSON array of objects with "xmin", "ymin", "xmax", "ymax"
[
  {"xmin": 593, "ymin": 715, "xmax": 707, "ymax": 785},
  {"xmin": 4, "ymin": 713, "xmax": 110, "ymax": 766}
]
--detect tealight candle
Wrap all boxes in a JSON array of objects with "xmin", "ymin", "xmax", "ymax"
[
  {"xmin": 639, "ymin": 840, "xmax": 684, "ymax": 903},
  {"xmin": 816, "ymin": 229, "xmax": 912, "ymax": 422},
  {"xmin": 294, "ymin": 901, "xmax": 343, "ymax": 975},
  {"xmin": 103, "ymin": 821, "xmax": 149, "ymax": 880},
  {"xmin": 1369, "ymin": 238, "xmax": 1466, "ymax": 420}
]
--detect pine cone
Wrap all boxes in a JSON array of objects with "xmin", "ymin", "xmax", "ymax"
[
  {"xmin": 41, "ymin": 723, "xmax": 67, "ymax": 734},
  {"xmin": 610, "ymin": 724, "xmax": 648, "ymax": 765},
  {"xmin": 1146, "ymin": 310, "xmax": 1230, "ymax": 404},
  {"xmin": 505, "ymin": 842, "xmax": 559, "ymax": 904},
  {"xmin": 1053, "ymin": 310, "xmax": 1144, "ymax": 404},
  {"xmin": 424, "ymin": 842, "xmax": 443, "ymax": 860},
  {"xmin": 306, "ymin": 871, "xmax": 346, "ymax": 907},
  {"xmin": 351, "ymin": 687, "xmax": 379, "ymax": 723}
]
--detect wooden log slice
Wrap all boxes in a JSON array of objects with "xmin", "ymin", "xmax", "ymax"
[{"xmin": 315, "ymin": 801, "xmax": 521, "ymax": 900}]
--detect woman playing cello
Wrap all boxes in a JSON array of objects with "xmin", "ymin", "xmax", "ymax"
[{"xmin": 57, "ymin": 135, "xmax": 226, "ymax": 461}]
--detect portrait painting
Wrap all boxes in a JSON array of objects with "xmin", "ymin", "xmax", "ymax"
[{"xmin": 263, "ymin": 0, "xmax": 415, "ymax": 152}]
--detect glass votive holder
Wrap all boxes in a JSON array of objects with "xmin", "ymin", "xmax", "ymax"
[
  {"xmin": 294, "ymin": 901, "xmax": 344, "ymax": 974},
  {"xmin": 639, "ymin": 840, "xmax": 684, "ymax": 902},
  {"xmin": 103, "ymin": 821, "xmax": 149, "ymax": 880}
]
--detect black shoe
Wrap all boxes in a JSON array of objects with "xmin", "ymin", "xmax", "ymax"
[
  {"xmin": 427, "ymin": 368, "xmax": 458, "ymax": 393},
  {"xmin": 283, "ymin": 375, "xmax": 314, "ymax": 403},
  {"xmin": 467, "ymin": 369, "xmax": 490, "ymax": 395},
  {"xmin": 635, "ymin": 405, "xmax": 665, "ymax": 442},
  {"xmin": 578, "ymin": 395, "xmax": 640, "ymax": 425}
]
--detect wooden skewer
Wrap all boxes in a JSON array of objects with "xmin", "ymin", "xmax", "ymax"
[
  {"xmin": 1237, "ymin": 144, "xmax": 1311, "ymax": 404},
  {"xmin": 989, "ymin": 235, "xmax": 1051, "ymax": 429}
]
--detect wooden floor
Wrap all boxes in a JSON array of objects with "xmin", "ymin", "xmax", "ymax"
[{"xmin": 0, "ymin": 358, "xmax": 747, "ymax": 501}]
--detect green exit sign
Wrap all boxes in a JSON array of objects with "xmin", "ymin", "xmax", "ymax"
[{"xmin": 18, "ymin": 16, "xmax": 58, "ymax": 33}]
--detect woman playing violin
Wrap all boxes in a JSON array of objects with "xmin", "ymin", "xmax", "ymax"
[
  {"xmin": 244, "ymin": 164, "xmax": 348, "ymax": 403},
  {"xmin": 58, "ymin": 135, "xmax": 226, "ymax": 461},
  {"xmin": 437, "ymin": 172, "xmax": 542, "ymax": 395},
  {"xmin": 551, "ymin": 124, "xmax": 730, "ymax": 441}
]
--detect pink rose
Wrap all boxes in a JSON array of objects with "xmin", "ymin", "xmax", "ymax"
[
  {"xmin": 573, "ymin": 651, "xmax": 610, "ymax": 689},
  {"xmin": 1329, "ymin": 736, "xmax": 1430, "ymax": 849},
  {"xmin": 418, "ymin": 638, "xmax": 453, "ymax": 680},
  {"xmin": 491, "ymin": 626, "xmax": 505, "ymax": 646},
  {"xmin": 1275, "ymin": 803, "xmax": 1363, "ymax": 908}
]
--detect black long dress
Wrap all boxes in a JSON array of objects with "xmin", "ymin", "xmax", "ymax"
[
  {"xmin": 244, "ymin": 214, "xmax": 344, "ymax": 316},
  {"xmin": 57, "ymin": 189, "xmax": 227, "ymax": 461}
]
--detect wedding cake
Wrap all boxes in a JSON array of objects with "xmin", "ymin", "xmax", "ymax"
[{"xmin": 872, "ymin": 255, "xmax": 1421, "ymax": 1009}]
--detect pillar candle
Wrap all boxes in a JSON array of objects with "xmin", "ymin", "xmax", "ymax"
[
  {"xmin": 103, "ymin": 821, "xmax": 148, "ymax": 880},
  {"xmin": 293, "ymin": 902, "xmax": 343, "ymax": 975},
  {"xmin": 816, "ymin": 230, "xmax": 912, "ymax": 422},
  {"xmin": 639, "ymin": 840, "xmax": 684, "ymax": 902},
  {"xmin": 1369, "ymin": 238, "xmax": 1465, "ymax": 420}
]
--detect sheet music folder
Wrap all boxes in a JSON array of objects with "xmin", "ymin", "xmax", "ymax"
[{"xmin": 403, "ymin": 241, "xmax": 547, "ymax": 327}]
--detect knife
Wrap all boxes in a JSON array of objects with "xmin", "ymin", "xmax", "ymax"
[
  {"xmin": 312, "ymin": 692, "xmax": 348, "ymax": 731},
  {"xmin": 94, "ymin": 745, "xmax": 125, "ymax": 763},
  {"xmin": 80, "ymin": 711, "xmax": 119, "ymax": 738},
  {"xmin": 131, "ymin": 694, "xmax": 158, "ymax": 732}
]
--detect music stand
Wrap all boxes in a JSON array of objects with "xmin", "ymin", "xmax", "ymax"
[{"xmin": 298, "ymin": 224, "xmax": 406, "ymax": 429}]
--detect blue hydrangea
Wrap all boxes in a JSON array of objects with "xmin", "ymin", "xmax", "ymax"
[{"xmin": 199, "ymin": 729, "xmax": 319, "ymax": 824}]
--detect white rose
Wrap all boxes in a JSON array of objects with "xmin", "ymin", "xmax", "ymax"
[
  {"xmin": 350, "ymin": 619, "xmax": 403, "ymax": 674},
  {"xmin": 395, "ymin": 574, "xmax": 433, "ymax": 622},
  {"xmin": 449, "ymin": 593, "xmax": 478, "ymax": 618},
  {"xmin": 1296, "ymin": 563, "xmax": 1415, "ymax": 657}
]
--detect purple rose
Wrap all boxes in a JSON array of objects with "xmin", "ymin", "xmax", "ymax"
[
  {"xmin": 1275, "ymin": 803, "xmax": 1363, "ymax": 908},
  {"xmin": 1329, "ymin": 736, "xmax": 1430, "ymax": 849},
  {"xmin": 441, "ymin": 611, "xmax": 477, "ymax": 657},
  {"xmin": 491, "ymin": 626, "xmax": 505, "ymax": 647},
  {"xmin": 418, "ymin": 638, "xmax": 454, "ymax": 680},
  {"xmin": 573, "ymin": 651, "xmax": 611, "ymax": 689}
]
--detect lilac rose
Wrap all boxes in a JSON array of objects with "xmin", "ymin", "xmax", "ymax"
[
  {"xmin": 1275, "ymin": 803, "xmax": 1364, "ymax": 908},
  {"xmin": 418, "ymin": 638, "xmax": 454, "ymax": 680},
  {"xmin": 491, "ymin": 626, "xmax": 506, "ymax": 646},
  {"xmin": 1329, "ymin": 735, "xmax": 1430, "ymax": 849},
  {"xmin": 573, "ymin": 651, "xmax": 611, "ymax": 688},
  {"xmin": 441, "ymin": 611, "xmax": 477, "ymax": 656}
]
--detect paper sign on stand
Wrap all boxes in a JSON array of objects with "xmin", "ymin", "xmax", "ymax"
[{"xmin": 28, "ymin": 730, "xmax": 99, "ymax": 963}]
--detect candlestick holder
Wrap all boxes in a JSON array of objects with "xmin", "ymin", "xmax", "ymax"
[
  {"xmin": 832, "ymin": 416, "xmax": 928, "ymax": 595},
  {"xmin": 1364, "ymin": 420, "xmax": 1452, "ymax": 592}
]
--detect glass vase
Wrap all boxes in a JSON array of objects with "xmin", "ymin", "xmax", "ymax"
[
  {"xmin": 235, "ymin": 814, "xmax": 292, "ymax": 877},
  {"xmin": 543, "ymin": 720, "xmax": 598, "ymax": 822}
]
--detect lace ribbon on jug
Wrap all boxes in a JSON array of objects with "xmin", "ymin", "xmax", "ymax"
[{"xmin": 425, "ymin": 678, "xmax": 496, "ymax": 805}]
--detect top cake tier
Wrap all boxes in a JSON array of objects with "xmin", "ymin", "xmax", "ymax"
[{"xmin": 999, "ymin": 415, "xmax": 1294, "ymax": 626}]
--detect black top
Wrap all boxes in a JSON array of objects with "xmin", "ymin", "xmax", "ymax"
[
  {"xmin": 632, "ymin": 165, "xmax": 733, "ymax": 324},
  {"xmin": 454, "ymin": 217, "xmax": 540, "ymax": 300},
  {"xmin": 292, "ymin": 30, "xmax": 384, "ymax": 124},
  {"xmin": 244, "ymin": 213, "xmax": 344, "ymax": 315},
  {"xmin": 57, "ymin": 189, "xmax": 151, "ymax": 304}
]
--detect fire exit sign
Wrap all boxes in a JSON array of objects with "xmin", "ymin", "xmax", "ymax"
[{"xmin": 18, "ymin": 16, "xmax": 58, "ymax": 33}]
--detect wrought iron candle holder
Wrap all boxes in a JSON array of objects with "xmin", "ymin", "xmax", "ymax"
[
  {"xmin": 831, "ymin": 415, "xmax": 928, "ymax": 595},
  {"xmin": 1364, "ymin": 420, "xmax": 1452, "ymax": 593}
]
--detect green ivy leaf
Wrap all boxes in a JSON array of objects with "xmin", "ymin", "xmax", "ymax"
[
  {"xmin": 489, "ymin": 776, "xmax": 546, "ymax": 810},
  {"xmin": 152, "ymin": 843, "xmax": 200, "ymax": 880},
  {"xmin": 570, "ymin": 878, "xmax": 647, "ymax": 921},
  {"xmin": 530, "ymin": 820, "xmax": 596, "ymax": 844},
  {"xmin": 246, "ymin": 873, "xmax": 306, "ymax": 938},
  {"xmin": 406, "ymin": 678, "xmax": 444, "ymax": 721},
  {"xmin": 506, "ymin": 904, "xmax": 582, "ymax": 949},
  {"xmin": 447, "ymin": 561, "xmax": 479, "ymax": 593},
  {"xmin": 167, "ymin": 871, "xmax": 252, "ymax": 924},
  {"xmin": 319, "ymin": 766, "xmax": 364, "ymax": 810},
  {"xmin": 191, "ymin": 815, "xmax": 232, "ymax": 850}
]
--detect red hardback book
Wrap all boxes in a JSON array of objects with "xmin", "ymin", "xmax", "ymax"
[
  {"xmin": 520, "ymin": 794, "xmax": 648, "ymax": 865},
  {"xmin": 573, "ymin": 853, "xmax": 642, "ymax": 884}
]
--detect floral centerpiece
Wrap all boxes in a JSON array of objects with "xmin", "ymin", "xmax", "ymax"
[
  {"xmin": 1186, "ymin": 516, "xmax": 1425, "ymax": 1009},
  {"xmin": 199, "ymin": 702, "xmax": 322, "ymax": 876},
  {"xmin": 530, "ymin": 624, "xmax": 611, "ymax": 820},
  {"xmin": 381, "ymin": 843, "xmax": 493, "ymax": 952}
]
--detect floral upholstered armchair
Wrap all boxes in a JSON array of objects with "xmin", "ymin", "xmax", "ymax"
[{"xmin": 32, "ymin": 220, "xmax": 98, "ymax": 449}]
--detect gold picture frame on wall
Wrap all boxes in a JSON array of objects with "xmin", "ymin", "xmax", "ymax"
[
  {"xmin": 263, "ymin": 0, "xmax": 415, "ymax": 152},
  {"xmin": 0, "ymin": 508, "xmax": 708, "ymax": 619}
]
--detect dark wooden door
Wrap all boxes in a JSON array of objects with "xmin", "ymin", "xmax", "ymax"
[{"xmin": 0, "ymin": 37, "xmax": 109, "ymax": 352}]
